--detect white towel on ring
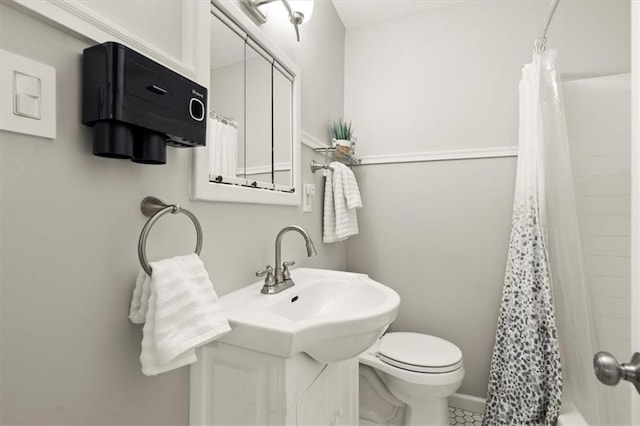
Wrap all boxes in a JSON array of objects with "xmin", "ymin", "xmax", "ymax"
[
  {"xmin": 323, "ymin": 162, "xmax": 362, "ymax": 243},
  {"xmin": 128, "ymin": 254, "xmax": 231, "ymax": 376}
]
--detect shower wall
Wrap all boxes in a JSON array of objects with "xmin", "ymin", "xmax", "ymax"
[{"xmin": 564, "ymin": 74, "xmax": 632, "ymax": 425}]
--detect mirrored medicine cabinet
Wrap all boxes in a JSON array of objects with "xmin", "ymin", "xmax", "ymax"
[{"xmin": 191, "ymin": 0, "xmax": 301, "ymax": 205}]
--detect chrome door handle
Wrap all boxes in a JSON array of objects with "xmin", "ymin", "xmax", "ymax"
[{"xmin": 593, "ymin": 352, "xmax": 640, "ymax": 394}]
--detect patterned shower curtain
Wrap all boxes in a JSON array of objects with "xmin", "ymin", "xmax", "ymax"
[{"xmin": 483, "ymin": 50, "xmax": 564, "ymax": 426}]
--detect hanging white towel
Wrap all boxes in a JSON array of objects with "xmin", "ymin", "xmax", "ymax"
[
  {"xmin": 323, "ymin": 162, "xmax": 362, "ymax": 243},
  {"xmin": 208, "ymin": 118, "xmax": 238, "ymax": 178},
  {"xmin": 128, "ymin": 254, "xmax": 231, "ymax": 376}
]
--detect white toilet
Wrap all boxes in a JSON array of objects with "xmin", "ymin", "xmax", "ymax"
[{"xmin": 359, "ymin": 332, "xmax": 465, "ymax": 426}]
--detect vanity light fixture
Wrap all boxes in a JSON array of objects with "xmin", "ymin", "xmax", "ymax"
[{"xmin": 241, "ymin": 0, "xmax": 314, "ymax": 42}]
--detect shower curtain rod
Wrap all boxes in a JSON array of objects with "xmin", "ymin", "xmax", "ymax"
[{"xmin": 534, "ymin": 0, "xmax": 560, "ymax": 54}]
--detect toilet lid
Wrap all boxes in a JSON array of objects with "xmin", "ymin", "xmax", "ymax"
[{"xmin": 376, "ymin": 332, "xmax": 463, "ymax": 373}]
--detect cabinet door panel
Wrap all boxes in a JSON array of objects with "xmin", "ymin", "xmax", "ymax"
[
  {"xmin": 273, "ymin": 66, "xmax": 293, "ymax": 189},
  {"xmin": 210, "ymin": 13, "xmax": 244, "ymax": 181},
  {"xmin": 297, "ymin": 366, "xmax": 330, "ymax": 426},
  {"xmin": 244, "ymin": 40, "xmax": 273, "ymax": 187}
]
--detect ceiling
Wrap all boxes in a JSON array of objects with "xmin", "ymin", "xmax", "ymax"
[{"xmin": 331, "ymin": 0, "xmax": 468, "ymax": 29}]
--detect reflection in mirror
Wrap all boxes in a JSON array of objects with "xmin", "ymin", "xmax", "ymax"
[
  {"xmin": 209, "ymin": 12, "xmax": 244, "ymax": 183},
  {"xmin": 245, "ymin": 40, "xmax": 273, "ymax": 189},
  {"xmin": 273, "ymin": 65, "xmax": 293, "ymax": 189},
  {"xmin": 208, "ymin": 5, "xmax": 296, "ymax": 194}
]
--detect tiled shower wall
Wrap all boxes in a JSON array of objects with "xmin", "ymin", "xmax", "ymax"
[{"xmin": 564, "ymin": 73, "xmax": 631, "ymax": 423}]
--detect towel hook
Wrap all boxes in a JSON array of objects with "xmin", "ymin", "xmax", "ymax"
[{"xmin": 138, "ymin": 196, "xmax": 203, "ymax": 276}]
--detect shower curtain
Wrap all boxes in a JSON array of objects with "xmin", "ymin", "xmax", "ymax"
[{"xmin": 484, "ymin": 50, "xmax": 605, "ymax": 425}]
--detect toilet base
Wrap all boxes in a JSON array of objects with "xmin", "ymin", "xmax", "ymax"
[
  {"xmin": 358, "ymin": 333, "xmax": 465, "ymax": 426},
  {"xmin": 404, "ymin": 397, "xmax": 449, "ymax": 426}
]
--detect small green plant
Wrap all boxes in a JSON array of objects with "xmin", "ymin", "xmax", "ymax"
[{"xmin": 330, "ymin": 118, "xmax": 353, "ymax": 141}]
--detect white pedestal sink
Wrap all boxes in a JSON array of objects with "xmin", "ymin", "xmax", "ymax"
[
  {"xmin": 217, "ymin": 268, "xmax": 400, "ymax": 363},
  {"xmin": 189, "ymin": 268, "xmax": 400, "ymax": 425}
]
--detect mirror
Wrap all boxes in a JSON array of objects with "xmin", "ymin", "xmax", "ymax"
[
  {"xmin": 194, "ymin": 1, "xmax": 299, "ymax": 204},
  {"xmin": 209, "ymin": 12, "xmax": 244, "ymax": 184},
  {"xmin": 273, "ymin": 64, "xmax": 293, "ymax": 188},
  {"xmin": 244, "ymin": 40, "xmax": 274, "ymax": 188}
]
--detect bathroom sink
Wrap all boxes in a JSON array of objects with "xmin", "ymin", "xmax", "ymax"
[{"xmin": 217, "ymin": 268, "xmax": 400, "ymax": 363}]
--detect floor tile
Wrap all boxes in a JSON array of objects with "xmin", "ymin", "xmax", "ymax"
[{"xmin": 448, "ymin": 406, "xmax": 483, "ymax": 426}]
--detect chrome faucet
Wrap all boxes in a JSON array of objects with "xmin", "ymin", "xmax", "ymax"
[{"xmin": 256, "ymin": 225, "xmax": 317, "ymax": 294}]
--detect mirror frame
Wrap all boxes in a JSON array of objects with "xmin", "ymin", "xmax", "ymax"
[{"xmin": 191, "ymin": 0, "xmax": 301, "ymax": 205}]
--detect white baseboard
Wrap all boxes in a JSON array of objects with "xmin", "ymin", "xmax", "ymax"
[{"xmin": 448, "ymin": 393, "xmax": 486, "ymax": 414}]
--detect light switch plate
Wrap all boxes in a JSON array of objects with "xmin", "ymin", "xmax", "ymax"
[
  {"xmin": 303, "ymin": 183, "xmax": 315, "ymax": 213},
  {"xmin": 0, "ymin": 49, "xmax": 56, "ymax": 139}
]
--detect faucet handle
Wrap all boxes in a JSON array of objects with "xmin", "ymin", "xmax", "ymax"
[
  {"xmin": 256, "ymin": 265, "xmax": 275, "ymax": 286},
  {"xmin": 282, "ymin": 261, "xmax": 296, "ymax": 280}
]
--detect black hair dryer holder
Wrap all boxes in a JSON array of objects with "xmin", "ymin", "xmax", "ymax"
[{"xmin": 82, "ymin": 42, "xmax": 207, "ymax": 165}]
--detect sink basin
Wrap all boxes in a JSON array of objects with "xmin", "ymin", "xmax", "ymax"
[{"xmin": 217, "ymin": 268, "xmax": 400, "ymax": 363}]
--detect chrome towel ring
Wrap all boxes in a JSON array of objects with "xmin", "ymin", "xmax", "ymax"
[{"xmin": 138, "ymin": 196, "xmax": 203, "ymax": 276}]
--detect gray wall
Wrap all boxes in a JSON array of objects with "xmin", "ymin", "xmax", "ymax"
[
  {"xmin": 0, "ymin": 1, "xmax": 346, "ymax": 424},
  {"xmin": 347, "ymin": 158, "xmax": 517, "ymax": 399},
  {"xmin": 344, "ymin": 0, "xmax": 631, "ymax": 398}
]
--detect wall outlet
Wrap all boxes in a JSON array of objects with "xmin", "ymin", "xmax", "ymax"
[{"xmin": 303, "ymin": 183, "xmax": 315, "ymax": 213}]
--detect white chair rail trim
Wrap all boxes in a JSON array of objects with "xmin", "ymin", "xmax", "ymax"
[{"xmin": 358, "ymin": 146, "xmax": 518, "ymax": 166}]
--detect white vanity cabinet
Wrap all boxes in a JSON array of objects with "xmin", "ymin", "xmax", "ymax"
[
  {"xmin": 188, "ymin": 268, "xmax": 400, "ymax": 425},
  {"xmin": 189, "ymin": 341, "xmax": 358, "ymax": 425}
]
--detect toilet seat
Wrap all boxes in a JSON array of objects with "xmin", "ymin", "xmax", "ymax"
[{"xmin": 376, "ymin": 332, "xmax": 463, "ymax": 374}]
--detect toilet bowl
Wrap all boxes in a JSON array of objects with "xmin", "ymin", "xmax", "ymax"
[{"xmin": 359, "ymin": 332, "xmax": 465, "ymax": 426}]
